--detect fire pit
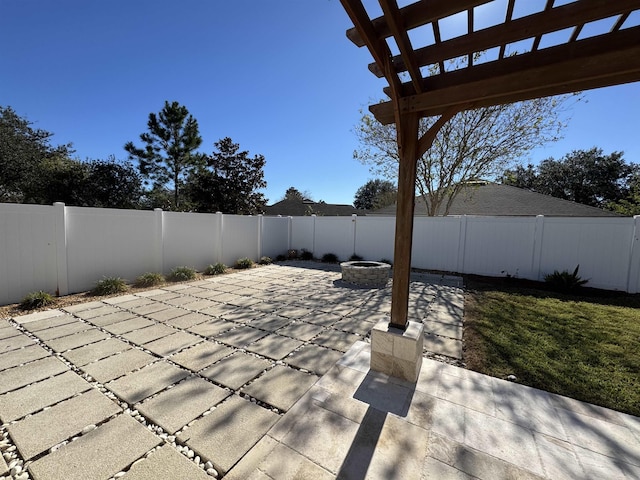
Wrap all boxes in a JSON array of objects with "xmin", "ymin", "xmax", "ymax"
[{"xmin": 340, "ymin": 261, "xmax": 391, "ymax": 288}]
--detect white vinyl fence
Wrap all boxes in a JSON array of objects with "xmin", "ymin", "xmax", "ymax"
[{"xmin": 2, "ymin": 202, "xmax": 639, "ymax": 305}]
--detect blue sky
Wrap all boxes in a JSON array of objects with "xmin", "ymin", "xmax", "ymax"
[{"xmin": 1, "ymin": 0, "xmax": 639, "ymax": 205}]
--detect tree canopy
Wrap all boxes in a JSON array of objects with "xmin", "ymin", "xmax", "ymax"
[
  {"xmin": 0, "ymin": 106, "xmax": 73, "ymax": 202},
  {"xmin": 125, "ymin": 101, "xmax": 203, "ymax": 210},
  {"xmin": 354, "ymin": 89, "xmax": 574, "ymax": 215},
  {"xmin": 353, "ymin": 179, "xmax": 397, "ymax": 210},
  {"xmin": 501, "ymin": 148, "xmax": 639, "ymax": 210},
  {"xmin": 187, "ymin": 137, "xmax": 267, "ymax": 214}
]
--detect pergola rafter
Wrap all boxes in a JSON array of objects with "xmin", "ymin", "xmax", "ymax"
[{"xmin": 339, "ymin": 0, "xmax": 640, "ymax": 332}]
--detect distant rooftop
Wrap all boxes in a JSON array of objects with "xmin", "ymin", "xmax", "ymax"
[
  {"xmin": 263, "ymin": 198, "xmax": 365, "ymax": 217},
  {"xmin": 371, "ymin": 183, "xmax": 621, "ymax": 217}
]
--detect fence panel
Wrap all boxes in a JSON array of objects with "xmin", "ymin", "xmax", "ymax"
[
  {"xmin": 539, "ymin": 217, "xmax": 634, "ymax": 291},
  {"xmin": 411, "ymin": 216, "xmax": 462, "ymax": 272},
  {"xmin": 262, "ymin": 216, "xmax": 289, "ymax": 259},
  {"xmin": 462, "ymin": 216, "xmax": 537, "ymax": 278},
  {"xmin": 0, "ymin": 204, "xmax": 58, "ymax": 305},
  {"xmin": 163, "ymin": 211, "xmax": 218, "ymax": 272},
  {"xmin": 66, "ymin": 207, "xmax": 157, "ymax": 293},
  {"xmin": 314, "ymin": 216, "xmax": 356, "ymax": 261},
  {"xmin": 354, "ymin": 216, "xmax": 395, "ymax": 262},
  {"xmin": 290, "ymin": 216, "xmax": 315, "ymax": 253},
  {"xmin": 221, "ymin": 215, "xmax": 260, "ymax": 265}
]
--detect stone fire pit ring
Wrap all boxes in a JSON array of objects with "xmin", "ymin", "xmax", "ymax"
[{"xmin": 340, "ymin": 261, "xmax": 391, "ymax": 288}]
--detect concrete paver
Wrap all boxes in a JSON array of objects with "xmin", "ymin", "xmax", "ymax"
[
  {"xmin": 86, "ymin": 310, "xmax": 137, "ymax": 327},
  {"xmin": 312, "ymin": 329, "xmax": 361, "ymax": 352},
  {"xmin": 0, "ymin": 356, "xmax": 68, "ymax": 394},
  {"xmin": 44, "ymin": 328, "xmax": 109, "ymax": 352},
  {"xmin": 241, "ymin": 365, "xmax": 318, "ymax": 411},
  {"xmin": 61, "ymin": 337, "xmax": 132, "ymax": 366},
  {"xmin": 121, "ymin": 444, "xmax": 211, "ymax": 479},
  {"xmin": 28, "ymin": 414, "xmax": 162, "ymax": 480},
  {"xmin": 0, "ymin": 370, "xmax": 91, "ymax": 423},
  {"xmin": 0, "ymin": 334, "xmax": 35, "ymax": 354},
  {"xmin": 285, "ymin": 344, "xmax": 344, "ymax": 375},
  {"xmin": 177, "ymin": 395, "xmax": 280, "ymax": 475},
  {"xmin": 165, "ymin": 311, "xmax": 210, "ymax": 329},
  {"xmin": 213, "ymin": 325, "xmax": 268, "ymax": 348},
  {"xmin": 136, "ymin": 377, "xmax": 230, "ymax": 434},
  {"xmin": 201, "ymin": 352, "xmax": 270, "ymax": 390},
  {"xmin": 0, "ymin": 343, "xmax": 49, "ymax": 371},
  {"xmin": 276, "ymin": 321, "xmax": 324, "ymax": 341},
  {"xmin": 82, "ymin": 348, "xmax": 156, "ymax": 383},
  {"xmin": 170, "ymin": 341, "xmax": 234, "ymax": 371},
  {"xmin": 7, "ymin": 388, "xmax": 121, "ymax": 459},
  {"xmin": 187, "ymin": 318, "xmax": 235, "ymax": 337},
  {"xmin": 122, "ymin": 323, "xmax": 175, "ymax": 344},
  {"xmin": 0, "ymin": 323, "xmax": 20, "ymax": 340},
  {"xmin": 142, "ymin": 331, "xmax": 201, "ymax": 356},
  {"xmin": 32, "ymin": 321, "xmax": 90, "ymax": 341},
  {"xmin": 17, "ymin": 313, "xmax": 75, "ymax": 331},
  {"xmin": 102, "ymin": 316, "xmax": 154, "ymax": 334},
  {"xmin": 246, "ymin": 333, "xmax": 303, "ymax": 360},
  {"xmin": 105, "ymin": 361, "xmax": 189, "ymax": 404}
]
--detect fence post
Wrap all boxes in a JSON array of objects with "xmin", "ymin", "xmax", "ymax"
[
  {"xmin": 456, "ymin": 215, "xmax": 468, "ymax": 273},
  {"xmin": 531, "ymin": 215, "xmax": 545, "ymax": 281},
  {"xmin": 154, "ymin": 209, "xmax": 164, "ymax": 274},
  {"xmin": 312, "ymin": 214, "xmax": 317, "ymax": 255},
  {"xmin": 53, "ymin": 202, "xmax": 69, "ymax": 297},
  {"xmin": 257, "ymin": 214, "xmax": 263, "ymax": 261},
  {"xmin": 626, "ymin": 216, "xmax": 640, "ymax": 293},
  {"xmin": 287, "ymin": 216, "xmax": 292, "ymax": 252},
  {"xmin": 352, "ymin": 214, "xmax": 358, "ymax": 256},
  {"xmin": 215, "ymin": 212, "xmax": 223, "ymax": 264}
]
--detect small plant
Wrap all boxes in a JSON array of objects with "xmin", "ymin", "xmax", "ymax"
[
  {"xmin": 544, "ymin": 265, "xmax": 589, "ymax": 292},
  {"xmin": 321, "ymin": 253, "xmax": 339, "ymax": 263},
  {"xmin": 204, "ymin": 263, "xmax": 227, "ymax": 275},
  {"xmin": 275, "ymin": 254, "xmax": 287, "ymax": 262},
  {"xmin": 93, "ymin": 277, "xmax": 128, "ymax": 295},
  {"xmin": 287, "ymin": 249, "xmax": 298, "ymax": 260},
  {"xmin": 300, "ymin": 249, "xmax": 314, "ymax": 261},
  {"xmin": 134, "ymin": 272, "xmax": 165, "ymax": 288},
  {"xmin": 259, "ymin": 256, "xmax": 272, "ymax": 265},
  {"xmin": 349, "ymin": 254, "xmax": 363, "ymax": 261},
  {"xmin": 168, "ymin": 266, "xmax": 197, "ymax": 282},
  {"xmin": 20, "ymin": 291, "xmax": 56, "ymax": 310},
  {"xmin": 236, "ymin": 257, "xmax": 254, "ymax": 269}
]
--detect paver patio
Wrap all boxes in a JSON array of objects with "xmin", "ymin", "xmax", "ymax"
[{"xmin": 0, "ymin": 262, "xmax": 637, "ymax": 479}]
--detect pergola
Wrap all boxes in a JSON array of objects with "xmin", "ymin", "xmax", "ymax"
[{"xmin": 340, "ymin": 0, "xmax": 640, "ymax": 333}]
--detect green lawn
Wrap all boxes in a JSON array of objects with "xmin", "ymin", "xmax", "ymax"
[{"xmin": 464, "ymin": 280, "xmax": 640, "ymax": 417}]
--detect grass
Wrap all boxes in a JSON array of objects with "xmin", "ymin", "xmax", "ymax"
[
  {"xmin": 20, "ymin": 291, "xmax": 56, "ymax": 310},
  {"xmin": 168, "ymin": 266, "xmax": 197, "ymax": 282},
  {"xmin": 92, "ymin": 277, "xmax": 128, "ymax": 296},
  {"xmin": 134, "ymin": 272, "xmax": 165, "ymax": 288},
  {"xmin": 464, "ymin": 279, "xmax": 640, "ymax": 417}
]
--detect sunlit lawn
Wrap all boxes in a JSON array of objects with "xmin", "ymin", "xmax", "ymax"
[{"xmin": 464, "ymin": 280, "xmax": 640, "ymax": 417}]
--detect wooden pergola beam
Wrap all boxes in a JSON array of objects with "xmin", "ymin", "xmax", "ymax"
[
  {"xmin": 368, "ymin": 0, "xmax": 639, "ymax": 78},
  {"xmin": 347, "ymin": 0, "xmax": 492, "ymax": 47},
  {"xmin": 371, "ymin": 26, "xmax": 640, "ymax": 124}
]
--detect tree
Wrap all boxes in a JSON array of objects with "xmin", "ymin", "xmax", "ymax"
[
  {"xmin": 354, "ymin": 179, "xmax": 397, "ymax": 210},
  {"xmin": 187, "ymin": 137, "xmax": 267, "ymax": 214},
  {"xmin": 282, "ymin": 187, "xmax": 310, "ymax": 201},
  {"xmin": 125, "ymin": 101, "xmax": 203, "ymax": 210},
  {"xmin": 83, "ymin": 158, "xmax": 143, "ymax": 208},
  {"xmin": 0, "ymin": 106, "xmax": 73, "ymax": 202},
  {"xmin": 354, "ymin": 94, "xmax": 573, "ymax": 215},
  {"xmin": 501, "ymin": 148, "xmax": 638, "ymax": 209}
]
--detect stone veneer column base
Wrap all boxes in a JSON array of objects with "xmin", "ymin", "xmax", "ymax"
[{"xmin": 370, "ymin": 320, "xmax": 424, "ymax": 383}]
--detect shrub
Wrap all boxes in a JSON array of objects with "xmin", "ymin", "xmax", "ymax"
[
  {"xmin": 93, "ymin": 277, "xmax": 128, "ymax": 295},
  {"xmin": 134, "ymin": 272, "xmax": 165, "ymax": 288},
  {"xmin": 287, "ymin": 249, "xmax": 298, "ymax": 260},
  {"xmin": 349, "ymin": 254, "xmax": 363, "ymax": 261},
  {"xmin": 259, "ymin": 256, "xmax": 272, "ymax": 265},
  {"xmin": 300, "ymin": 249, "xmax": 314, "ymax": 261},
  {"xmin": 20, "ymin": 291, "xmax": 56, "ymax": 310},
  {"xmin": 545, "ymin": 265, "xmax": 589, "ymax": 292},
  {"xmin": 275, "ymin": 254, "xmax": 287, "ymax": 262},
  {"xmin": 168, "ymin": 266, "xmax": 197, "ymax": 282},
  {"xmin": 321, "ymin": 253, "xmax": 339, "ymax": 263},
  {"xmin": 204, "ymin": 263, "xmax": 227, "ymax": 275},
  {"xmin": 236, "ymin": 257, "xmax": 254, "ymax": 269}
]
